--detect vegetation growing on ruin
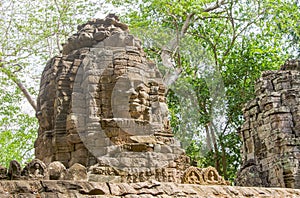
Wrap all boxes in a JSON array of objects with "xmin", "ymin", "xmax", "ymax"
[{"xmin": 0, "ymin": 0, "xmax": 299, "ymax": 181}]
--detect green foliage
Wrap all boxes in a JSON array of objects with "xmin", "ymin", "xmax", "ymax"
[
  {"xmin": 223, "ymin": 34, "xmax": 287, "ymax": 126},
  {"xmin": 1, "ymin": 0, "xmax": 101, "ymax": 65},
  {"xmin": 0, "ymin": 79, "xmax": 38, "ymax": 167},
  {"xmin": 0, "ymin": 0, "xmax": 101, "ymax": 167},
  {"xmin": 111, "ymin": 0, "xmax": 299, "ymax": 181},
  {"xmin": 198, "ymin": 131, "xmax": 241, "ymax": 183},
  {"xmin": 264, "ymin": 1, "xmax": 300, "ymax": 57}
]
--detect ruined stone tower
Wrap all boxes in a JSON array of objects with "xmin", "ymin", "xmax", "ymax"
[
  {"xmin": 34, "ymin": 14, "xmax": 191, "ymax": 181},
  {"xmin": 236, "ymin": 60, "xmax": 300, "ymax": 188},
  {"xmin": 33, "ymin": 14, "xmax": 233, "ymax": 185}
]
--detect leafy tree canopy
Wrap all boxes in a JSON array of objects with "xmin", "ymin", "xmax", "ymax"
[
  {"xmin": 109, "ymin": 0, "xmax": 299, "ymax": 181},
  {"xmin": 0, "ymin": 0, "xmax": 102, "ymax": 167},
  {"xmin": 0, "ymin": 0, "xmax": 299, "ymax": 182}
]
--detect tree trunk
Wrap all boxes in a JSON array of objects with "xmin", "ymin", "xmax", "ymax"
[
  {"xmin": 14, "ymin": 79, "xmax": 37, "ymax": 111},
  {"xmin": 205, "ymin": 124, "xmax": 212, "ymax": 150},
  {"xmin": 0, "ymin": 63, "xmax": 37, "ymax": 111},
  {"xmin": 221, "ymin": 140, "xmax": 227, "ymax": 179},
  {"xmin": 209, "ymin": 123, "xmax": 220, "ymax": 173}
]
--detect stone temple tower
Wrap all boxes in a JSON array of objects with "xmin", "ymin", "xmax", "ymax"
[
  {"xmin": 236, "ymin": 60, "xmax": 300, "ymax": 188},
  {"xmin": 34, "ymin": 14, "xmax": 193, "ymax": 182}
]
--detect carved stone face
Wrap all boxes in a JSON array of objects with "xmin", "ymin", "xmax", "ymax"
[
  {"xmin": 93, "ymin": 49, "xmax": 170, "ymax": 146},
  {"xmin": 35, "ymin": 16, "xmax": 188, "ymax": 173}
]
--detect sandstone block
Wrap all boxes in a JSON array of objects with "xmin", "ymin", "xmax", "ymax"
[
  {"xmin": 48, "ymin": 161, "xmax": 66, "ymax": 180},
  {"xmin": 65, "ymin": 163, "xmax": 87, "ymax": 181}
]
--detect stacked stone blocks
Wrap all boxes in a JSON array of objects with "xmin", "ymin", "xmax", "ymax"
[
  {"xmin": 236, "ymin": 60, "xmax": 300, "ymax": 188},
  {"xmin": 34, "ymin": 14, "xmax": 192, "ymax": 183}
]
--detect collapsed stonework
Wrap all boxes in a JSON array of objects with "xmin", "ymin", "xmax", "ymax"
[{"xmin": 236, "ymin": 60, "xmax": 300, "ymax": 188}]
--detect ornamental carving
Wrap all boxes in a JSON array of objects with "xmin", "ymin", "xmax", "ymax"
[{"xmin": 182, "ymin": 166, "xmax": 228, "ymax": 185}]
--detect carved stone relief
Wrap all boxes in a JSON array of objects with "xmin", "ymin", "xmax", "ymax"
[{"xmin": 182, "ymin": 166, "xmax": 228, "ymax": 185}]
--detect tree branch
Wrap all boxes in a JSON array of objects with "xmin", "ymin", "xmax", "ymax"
[
  {"xmin": 162, "ymin": 13, "xmax": 195, "ymax": 87},
  {"xmin": 220, "ymin": 1, "xmax": 237, "ymax": 63},
  {"xmin": 161, "ymin": 0, "xmax": 228, "ymax": 88},
  {"xmin": 54, "ymin": 0, "xmax": 63, "ymax": 53},
  {"xmin": 14, "ymin": 79, "xmax": 37, "ymax": 111},
  {"xmin": 203, "ymin": 0, "xmax": 227, "ymax": 13},
  {"xmin": 0, "ymin": 61, "xmax": 37, "ymax": 111},
  {"xmin": 181, "ymin": 13, "xmax": 195, "ymax": 36}
]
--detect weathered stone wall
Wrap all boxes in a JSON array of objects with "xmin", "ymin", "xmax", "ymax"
[
  {"xmin": 1, "ymin": 180, "xmax": 300, "ymax": 198},
  {"xmin": 1, "ymin": 158, "xmax": 299, "ymax": 197},
  {"xmin": 236, "ymin": 60, "xmax": 300, "ymax": 188}
]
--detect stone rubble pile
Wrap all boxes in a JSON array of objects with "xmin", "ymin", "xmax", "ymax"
[
  {"xmin": 0, "ymin": 158, "xmax": 227, "ymax": 186},
  {"xmin": 236, "ymin": 60, "xmax": 300, "ymax": 188},
  {"xmin": 0, "ymin": 159, "xmax": 87, "ymax": 181}
]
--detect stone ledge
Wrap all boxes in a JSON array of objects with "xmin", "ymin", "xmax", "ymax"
[{"xmin": 0, "ymin": 180, "xmax": 299, "ymax": 198}]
